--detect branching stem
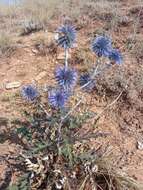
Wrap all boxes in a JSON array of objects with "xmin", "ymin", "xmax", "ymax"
[
  {"xmin": 93, "ymin": 90, "xmax": 124, "ymax": 122},
  {"xmin": 57, "ymin": 98, "xmax": 83, "ymax": 156}
]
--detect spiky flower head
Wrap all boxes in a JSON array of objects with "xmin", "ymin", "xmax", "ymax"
[
  {"xmin": 21, "ymin": 85, "xmax": 39, "ymax": 102},
  {"xmin": 108, "ymin": 49, "xmax": 123, "ymax": 64},
  {"xmin": 56, "ymin": 24, "xmax": 76, "ymax": 49},
  {"xmin": 79, "ymin": 73, "xmax": 95, "ymax": 91},
  {"xmin": 55, "ymin": 66, "xmax": 78, "ymax": 90},
  {"xmin": 91, "ymin": 36, "xmax": 112, "ymax": 57},
  {"xmin": 48, "ymin": 88, "xmax": 69, "ymax": 109}
]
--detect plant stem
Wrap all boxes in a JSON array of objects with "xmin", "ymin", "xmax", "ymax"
[
  {"xmin": 57, "ymin": 123, "xmax": 62, "ymax": 156},
  {"xmin": 78, "ymin": 64, "xmax": 99, "ymax": 91},
  {"xmin": 57, "ymin": 98, "xmax": 82, "ymax": 156},
  {"xmin": 61, "ymin": 98, "xmax": 83, "ymax": 122},
  {"xmin": 39, "ymin": 103, "xmax": 50, "ymax": 117},
  {"xmin": 78, "ymin": 62, "xmax": 111, "ymax": 91},
  {"xmin": 65, "ymin": 48, "xmax": 69, "ymax": 68},
  {"xmin": 93, "ymin": 90, "xmax": 124, "ymax": 122}
]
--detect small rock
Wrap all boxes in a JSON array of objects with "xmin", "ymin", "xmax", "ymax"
[
  {"xmin": 35, "ymin": 71, "xmax": 47, "ymax": 81},
  {"xmin": 5, "ymin": 81, "xmax": 21, "ymax": 89},
  {"xmin": 137, "ymin": 140, "xmax": 143, "ymax": 150},
  {"xmin": 32, "ymin": 49, "xmax": 38, "ymax": 54},
  {"xmin": 54, "ymin": 33, "xmax": 59, "ymax": 40}
]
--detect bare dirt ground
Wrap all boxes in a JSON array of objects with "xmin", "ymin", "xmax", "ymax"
[{"xmin": 0, "ymin": 0, "xmax": 143, "ymax": 188}]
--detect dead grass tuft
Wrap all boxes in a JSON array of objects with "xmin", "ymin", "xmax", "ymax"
[
  {"xmin": 131, "ymin": 40, "xmax": 143, "ymax": 61},
  {"xmin": 20, "ymin": 19, "xmax": 43, "ymax": 36},
  {"xmin": 0, "ymin": 32, "xmax": 16, "ymax": 57},
  {"xmin": 78, "ymin": 153, "xmax": 143, "ymax": 190}
]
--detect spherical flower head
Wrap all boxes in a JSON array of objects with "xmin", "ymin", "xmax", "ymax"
[
  {"xmin": 21, "ymin": 85, "xmax": 39, "ymax": 102},
  {"xmin": 79, "ymin": 73, "xmax": 95, "ymax": 92},
  {"xmin": 108, "ymin": 49, "xmax": 123, "ymax": 64},
  {"xmin": 48, "ymin": 88, "xmax": 69, "ymax": 109},
  {"xmin": 91, "ymin": 36, "xmax": 112, "ymax": 57},
  {"xmin": 55, "ymin": 66, "xmax": 78, "ymax": 90},
  {"xmin": 56, "ymin": 24, "xmax": 76, "ymax": 49}
]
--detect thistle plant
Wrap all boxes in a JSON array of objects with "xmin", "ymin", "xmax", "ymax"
[
  {"xmin": 79, "ymin": 35, "xmax": 123, "ymax": 91},
  {"xmin": 108, "ymin": 48, "xmax": 123, "ymax": 64},
  {"xmin": 79, "ymin": 72, "xmax": 96, "ymax": 91},
  {"xmin": 55, "ymin": 66, "xmax": 78, "ymax": 90},
  {"xmin": 17, "ymin": 23, "xmax": 127, "ymax": 190},
  {"xmin": 48, "ymin": 88, "xmax": 69, "ymax": 108},
  {"xmin": 20, "ymin": 25, "xmax": 123, "ymax": 154},
  {"xmin": 21, "ymin": 84, "xmax": 39, "ymax": 102},
  {"xmin": 56, "ymin": 24, "xmax": 76, "ymax": 68},
  {"xmin": 91, "ymin": 35, "xmax": 112, "ymax": 57}
]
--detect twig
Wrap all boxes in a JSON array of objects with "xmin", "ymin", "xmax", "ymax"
[
  {"xmin": 39, "ymin": 103, "xmax": 50, "ymax": 117},
  {"xmin": 95, "ymin": 183, "xmax": 104, "ymax": 190},
  {"xmin": 74, "ymin": 132, "xmax": 110, "ymax": 142},
  {"xmin": 88, "ymin": 167, "xmax": 97, "ymax": 190},
  {"xmin": 62, "ymin": 169, "xmax": 72, "ymax": 190},
  {"xmin": 78, "ymin": 62, "xmax": 111, "ymax": 91},
  {"xmin": 93, "ymin": 90, "xmax": 123, "ymax": 122},
  {"xmin": 79, "ymin": 175, "xmax": 89, "ymax": 190},
  {"xmin": 78, "ymin": 62, "xmax": 99, "ymax": 91},
  {"xmin": 61, "ymin": 98, "xmax": 83, "ymax": 123}
]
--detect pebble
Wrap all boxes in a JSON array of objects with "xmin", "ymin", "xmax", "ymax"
[
  {"xmin": 32, "ymin": 49, "xmax": 38, "ymax": 54},
  {"xmin": 5, "ymin": 81, "xmax": 21, "ymax": 90},
  {"xmin": 137, "ymin": 140, "xmax": 143, "ymax": 150}
]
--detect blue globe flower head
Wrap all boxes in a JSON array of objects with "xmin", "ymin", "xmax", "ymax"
[
  {"xmin": 21, "ymin": 85, "xmax": 39, "ymax": 102},
  {"xmin": 91, "ymin": 36, "xmax": 112, "ymax": 57},
  {"xmin": 48, "ymin": 88, "xmax": 69, "ymax": 109},
  {"xmin": 108, "ymin": 49, "xmax": 123, "ymax": 64},
  {"xmin": 79, "ymin": 73, "xmax": 95, "ymax": 92},
  {"xmin": 56, "ymin": 24, "xmax": 76, "ymax": 49},
  {"xmin": 55, "ymin": 66, "xmax": 78, "ymax": 90}
]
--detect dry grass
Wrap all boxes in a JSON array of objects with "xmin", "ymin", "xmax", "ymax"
[
  {"xmin": 0, "ymin": 0, "xmax": 142, "ymax": 36},
  {"xmin": 78, "ymin": 153, "xmax": 143, "ymax": 190},
  {"xmin": 20, "ymin": 19, "xmax": 43, "ymax": 36},
  {"xmin": 0, "ymin": 32, "xmax": 16, "ymax": 57},
  {"xmin": 131, "ymin": 39, "xmax": 143, "ymax": 60},
  {"xmin": 94, "ymin": 156, "xmax": 143, "ymax": 190},
  {"xmin": 0, "ymin": 0, "xmax": 122, "ymax": 34},
  {"xmin": 126, "ymin": 33, "xmax": 143, "ymax": 61},
  {"xmin": 33, "ymin": 35, "xmax": 57, "ymax": 56},
  {"xmin": 21, "ymin": 0, "xmax": 60, "ymax": 24}
]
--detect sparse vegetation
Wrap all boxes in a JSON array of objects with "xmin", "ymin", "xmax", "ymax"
[
  {"xmin": 0, "ymin": 32, "xmax": 16, "ymax": 57},
  {"xmin": 20, "ymin": 20, "xmax": 43, "ymax": 36},
  {"xmin": 131, "ymin": 39, "xmax": 143, "ymax": 61},
  {"xmin": 34, "ymin": 37, "xmax": 57, "ymax": 56},
  {"xmin": 0, "ymin": 0, "xmax": 143, "ymax": 189}
]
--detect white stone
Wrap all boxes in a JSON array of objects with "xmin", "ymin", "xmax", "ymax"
[
  {"xmin": 5, "ymin": 81, "xmax": 21, "ymax": 89},
  {"xmin": 137, "ymin": 140, "xmax": 143, "ymax": 150}
]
